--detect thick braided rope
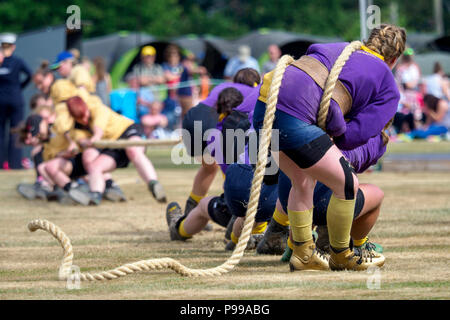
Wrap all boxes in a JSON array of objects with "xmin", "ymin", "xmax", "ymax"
[
  {"xmin": 27, "ymin": 55, "xmax": 294, "ymax": 281},
  {"xmin": 317, "ymin": 41, "xmax": 363, "ymax": 131},
  {"xmin": 92, "ymin": 138, "xmax": 182, "ymax": 149}
]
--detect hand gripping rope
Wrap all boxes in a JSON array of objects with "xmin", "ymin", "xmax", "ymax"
[{"xmin": 28, "ymin": 42, "xmax": 365, "ymax": 281}]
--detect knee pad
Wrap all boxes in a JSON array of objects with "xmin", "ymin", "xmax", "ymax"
[
  {"xmin": 207, "ymin": 195, "xmax": 232, "ymax": 228},
  {"xmin": 339, "ymin": 157, "xmax": 356, "ymax": 200},
  {"xmin": 283, "ymin": 134, "xmax": 333, "ymax": 169}
]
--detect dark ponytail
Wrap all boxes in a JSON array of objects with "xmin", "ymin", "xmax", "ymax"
[{"xmin": 216, "ymin": 87, "xmax": 244, "ymax": 116}]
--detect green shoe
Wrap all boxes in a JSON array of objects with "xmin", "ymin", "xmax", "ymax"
[
  {"xmin": 355, "ymin": 239, "xmax": 383, "ymax": 253},
  {"xmin": 280, "ymin": 246, "xmax": 292, "ymax": 263},
  {"xmin": 280, "ymin": 230, "xmax": 318, "ymax": 262}
]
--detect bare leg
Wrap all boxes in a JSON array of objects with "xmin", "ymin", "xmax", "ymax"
[
  {"xmin": 191, "ymin": 159, "xmax": 219, "ymax": 197},
  {"xmin": 85, "ymin": 154, "xmax": 117, "ymax": 193},
  {"xmin": 45, "ymin": 158, "xmax": 74, "ymax": 188},
  {"xmin": 125, "ymin": 136, "xmax": 158, "ymax": 183},
  {"xmin": 351, "ymin": 184, "xmax": 384, "ymax": 240},
  {"xmin": 182, "ymin": 196, "xmax": 213, "ymax": 235}
]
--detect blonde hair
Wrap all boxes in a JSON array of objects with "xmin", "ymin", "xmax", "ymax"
[{"xmin": 364, "ymin": 24, "xmax": 406, "ymax": 62}]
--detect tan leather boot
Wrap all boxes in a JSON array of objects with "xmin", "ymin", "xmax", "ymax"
[
  {"xmin": 329, "ymin": 247, "xmax": 385, "ymax": 271},
  {"xmin": 289, "ymin": 239, "xmax": 329, "ymax": 271}
]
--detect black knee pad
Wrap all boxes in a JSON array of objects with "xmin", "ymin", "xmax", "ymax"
[
  {"xmin": 339, "ymin": 156, "xmax": 356, "ymax": 200},
  {"xmin": 207, "ymin": 194, "xmax": 232, "ymax": 228},
  {"xmin": 283, "ymin": 134, "xmax": 333, "ymax": 169}
]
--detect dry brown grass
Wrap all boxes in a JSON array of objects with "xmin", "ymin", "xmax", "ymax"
[{"xmin": 0, "ymin": 158, "xmax": 449, "ymax": 300}]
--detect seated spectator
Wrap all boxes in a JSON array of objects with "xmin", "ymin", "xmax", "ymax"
[
  {"xmin": 262, "ymin": 44, "xmax": 281, "ymax": 75},
  {"xmin": 129, "ymin": 46, "xmax": 165, "ymax": 90},
  {"xmin": 408, "ymin": 94, "xmax": 449, "ymax": 139},
  {"xmin": 92, "ymin": 56, "xmax": 112, "ymax": 106},
  {"xmin": 224, "ymin": 45, "xmax": 260, "ymax": 80},
  {"xmin": 394, "ymin": 49, "xmax": 421, "ymax": 91},
  {"xmin": 424, "ymin": 62, "xmax": 450, "ymax": 101},
  {"xmin": 393, "ymin": 89, "xmax": 423, "ymax": 134},
  {"xmin": 127, "ymin": 75, "xmax": 167, "ymax": 137}
]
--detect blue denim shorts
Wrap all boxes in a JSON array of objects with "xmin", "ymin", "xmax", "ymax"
[
  {"xmin": 224, "ymin": 163, "xmax": 278, "ymax": 222},
  {"xmin": 253, "ymin": 100, "xmax": 326, "ymax": 151}
]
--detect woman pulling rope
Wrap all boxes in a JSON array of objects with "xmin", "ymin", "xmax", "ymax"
[
  {"xmin": 252, "ymin": 24, "xmax": 406, "ymax": 271},
  {"xmin": 28, "ymin": 24, "xmax": 406, "ymax": 280}
]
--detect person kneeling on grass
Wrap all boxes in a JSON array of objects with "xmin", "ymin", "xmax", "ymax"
[{"xmin": 64, "ymin": 96, "xmax": 167, "ymax": 206}]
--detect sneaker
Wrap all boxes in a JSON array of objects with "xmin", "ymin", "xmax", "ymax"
[
  {"xmin": 355, "ymin": 238, "xmax": 383, "ymax": 254},
  {"xmin": 316, "ymin": 225, "xmax": 331, "ymax": 253},
  {"xmin": 68, "ymin": 183, "xmax": 92, "ymax": 206},
  {"xmin": 329, "ymin": 246, "xmax": 385, "ymax": 271},
  {"xmin": 224, "ymin": 233, "xmax": 265, "ymax": 251},
  {"xmin": 224, "ymin": 216, "xmax": 237, "ymax": 241},
  {"xmin": 289, "ymin": 239, "xmax": 329, "ymax": 271},
  {"xmin": 17, "ymin": 183, "xmax": 37, "ymax": 200},
  {"xmin": 184, "ymin": 196, "xmax": 198, "ymax": 216},
  {"xmin": 256, "ymin": 218, "xmax": 289, "ymax": 255},
  {"xmin": 88, "ymin": 192, "xmax": 103, "ymax": 206},
  {"xmin": 104, "ymin": 183, "xmax": 127, "ymax": 202},
  {"xmin": 166, "ymin": 202, "xmax": 188, "ymax": 241},
  {"xmin": 148, "ymin": 180, "xmax": 167, "ymax": 203},
  {"xmin": 280, "ymin": 246, "xmax": 292, "ymax": 263}
]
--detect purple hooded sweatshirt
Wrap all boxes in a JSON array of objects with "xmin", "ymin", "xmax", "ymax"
[
  {"xmin": 201, "ymin": 82, "xmax": 256, "ymax": 108},
  {"xmin": 208, "ymin": 86, "xmax": 260, "ymax": 174},
  {"xmin": 263, "ymin": 42, "xmax": 399, "ymax": 151}
]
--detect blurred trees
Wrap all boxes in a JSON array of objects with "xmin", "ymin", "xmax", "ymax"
[{"xmin": 0, "ymin": 0, "xmax": 448, "ymax": 40}]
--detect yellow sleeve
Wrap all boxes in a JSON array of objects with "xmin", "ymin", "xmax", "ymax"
[
  {"xmin": 89, "ymin": 102, "xmax": 111, "ymax": 132},
  {"xmin": 42, "ymin": 134, "xmax": 69, "ymax": 161},
  {"xmin": 52, "ymin": 102, "xmax": 74, "ymax": 135},
  {"xmin": 70, "ymin": 65, "xmax": 96, "ymax": 93}
]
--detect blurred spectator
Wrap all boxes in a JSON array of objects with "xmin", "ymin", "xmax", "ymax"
[
  {"xmin": 424, "ymin": 62, "xmax": 450, "ymax": 101},
  {"xmin": 162, "ymin": 45, "xmax": 184, "ymax": 99},
  {"xmin": 0, "ymin": 32, "xmax": 32, "ymax": 169},
  {"xmin": 262, "ymin": 44, "xmax": 281, "ymax": 75},
  {"xmin": 408, "ymin": 94, "xmax": 449, "ymax": 139},
  {"xmin": 223, "ymin": 45, "xmax": 260, "ymax": 80},
  {"xmin": 69, "ymin": 48, "xmax": 81, "ymax": 65},
  {"xmin": 129, "ymin": 46, "xmax": 165, "ymax": 90},
  {"xmin": 92, "ymin": 56, "xmax": 112, "ymax": 105},
  {"xmin": 395, "ymin": 49, "xmax": 421, "ymax": 91},
  {"xmin": 393, "ymin": 89, "xmax": 423, "ymax": 134},
  {"xmin": 0, "ymin": 47, "xmax": 4, "ymax": 65},
  {"xmin": 127, "ymin": 75, "xmax": 167, "ymax": 137},
  {"xmin": 50, "ymin": 50, "xmax": 95, "ymax": 93}
]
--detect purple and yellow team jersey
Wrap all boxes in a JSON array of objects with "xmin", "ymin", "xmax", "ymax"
[{"xmin": 258, "ymin": 42, "xmax": 400, "ymax": 151}]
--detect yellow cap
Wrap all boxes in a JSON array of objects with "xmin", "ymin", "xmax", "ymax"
[
  {"xmin": 50, "ymin": 79, "xmax": 78, "ymax": 104},
  {"xmin": 141, "ymin": 45, "xmax": 156, "ymax": 56}
]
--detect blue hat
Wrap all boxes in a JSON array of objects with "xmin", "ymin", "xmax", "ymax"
[{"xmin": 50, "ymin": 51, "xmax": 74, "ymax": 70}]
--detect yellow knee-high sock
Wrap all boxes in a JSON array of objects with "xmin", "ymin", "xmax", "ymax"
[
  {"xmin": 178, "ymin": 219, "xmax": 193, "ymax": 238},
  {"xmin": 252, "ymin": 221, "xmax": 268, "ymax": 234},
  {"xmin": 287, "ymin": 208, "xmax": 313, "ymax": 243},
  {"xmin": 287, "ymin": 237, "xmax": 294, "ymax": 250},
  {"xmin": 273, "ymin": 208, "xmax": 290, "ymax": 226},
  {"xmin": 230, "ymin": 231, "xmax": 239, "ymax": 244},
  {"xmin": 326, "ymin": 194, "xmax": 355, "ymax": 250},
  {"xmin": 189, "ymin": 192, "xmax": 204, "ymax": 204}
]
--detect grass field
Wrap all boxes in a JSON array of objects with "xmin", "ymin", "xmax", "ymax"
[{"xmin": 0, "ymin": 146, "xmax": 449, "ymax": 300}]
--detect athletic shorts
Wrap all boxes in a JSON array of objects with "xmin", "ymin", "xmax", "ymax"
[
  {"xmin": 253, "ymin": 100, "xmax": 332, "ymax": 168},
  {"xmin": 182, "ymin": 103, "xmax": 218, "ymax": 157},
  {"xmin": 100, "ymin": 123, "xmax": 144, "ymax": 169},
  {"xmin": 277, "ymin": 170, "xmax": 365, "ymax": 225},
  {"xmin": 69, "ymin": 153, "xmax": 87, "ymax": 179},
  {"xmin": 207, "ymin": 194, "xmax": 232, "ymax": 228},
  {"xmin": 224, "ymin": 163, "xmax": 278, "ymax": 223}
]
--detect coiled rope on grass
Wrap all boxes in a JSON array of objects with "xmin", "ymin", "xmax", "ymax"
[{"xmin": 28, "ymin": 42, "xmax": 366, "ymax": 281}]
